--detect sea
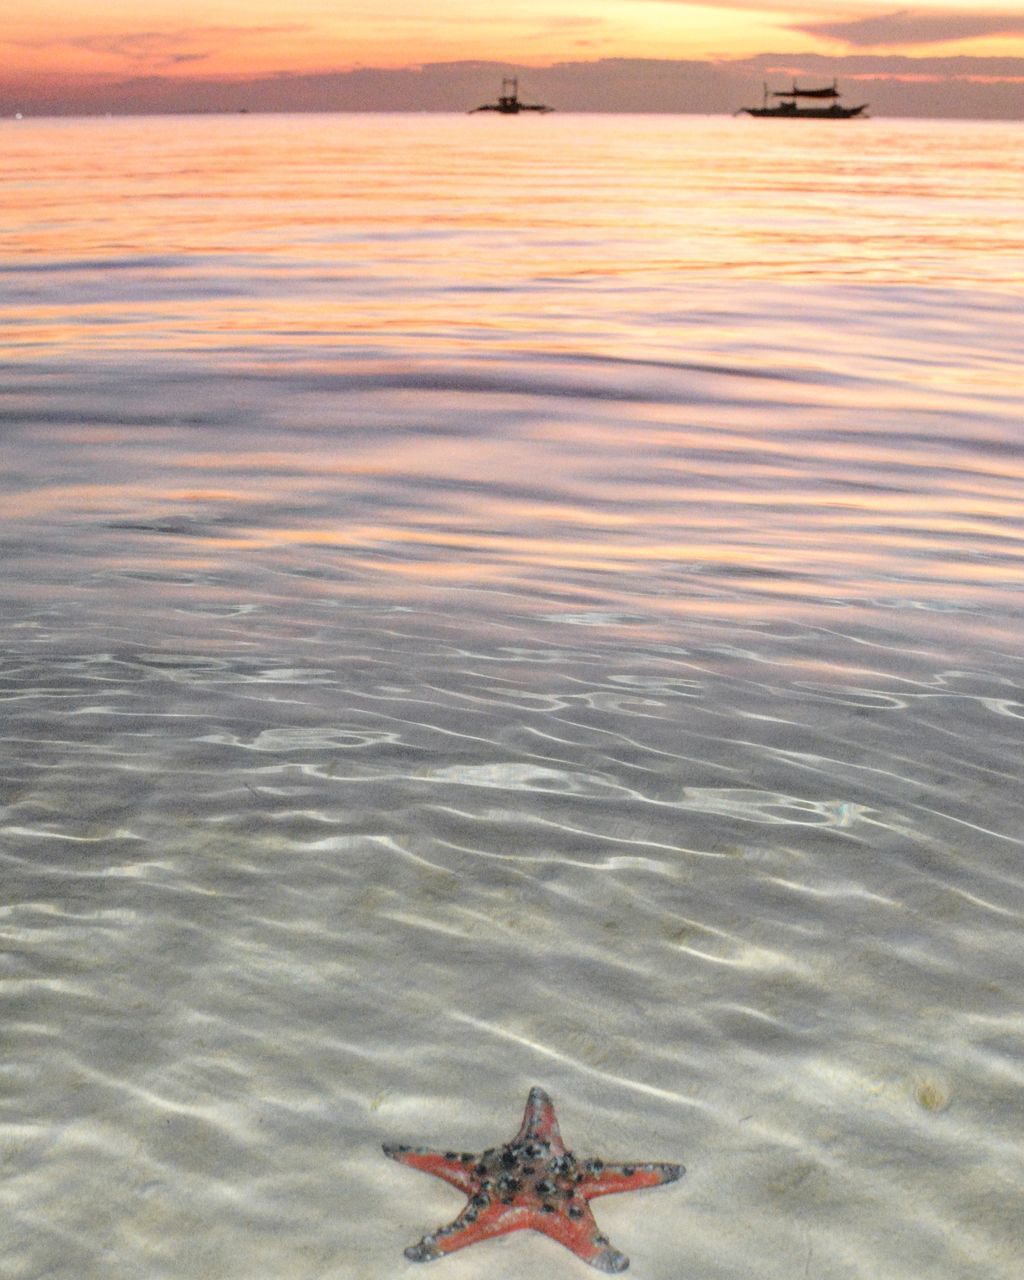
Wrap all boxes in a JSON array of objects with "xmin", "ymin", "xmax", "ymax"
[{"xmin": 1, "ymin": 112, "xmax": 1022, "ymax": 1280}]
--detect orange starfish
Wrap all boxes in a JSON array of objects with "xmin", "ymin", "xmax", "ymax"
[{"xmin": 383, "ymin": 1086, "xmax": 684, "ymax": 1273}]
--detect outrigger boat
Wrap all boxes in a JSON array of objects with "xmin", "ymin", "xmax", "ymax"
[
  {"xmin": 740, "ymin": 79, "xmax": 868, "ymax": 119},
  {"xmin": 470, "ymin": 78, "xmax": 553, "ymax": 114}
]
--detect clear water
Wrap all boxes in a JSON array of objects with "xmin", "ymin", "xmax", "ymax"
[{"xmin": 1, "ymin": 113, "xmax": 1023, "ymax": 1279}]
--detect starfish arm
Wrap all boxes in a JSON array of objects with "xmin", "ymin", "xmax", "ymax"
[
  {"xmin": 512, "ymin": 1085, "xmax": 565, "ymax": 1151},
  {"xmin": 403, "ymin": 1199, "xmax": 530, "ymax": 1262},
  {"xmin": 382, "ymin": 1144, "xmax": 481, "ymax": 1195},
  {"xmin": 531, "ymin": 1201, "xmax": 630, "ymax": 1274},
  {"xmin": 580, "ymin": 1161, "xmax": 684, "ymax": 1199}
]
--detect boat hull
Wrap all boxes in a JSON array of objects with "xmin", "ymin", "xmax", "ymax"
[
  {"xmin": 471, "ymin": 104, "xmax": 553, "ymax": 114},
  {"xmin": 742, "ymin": 105, "xmax": 868, "ymax": 119}
]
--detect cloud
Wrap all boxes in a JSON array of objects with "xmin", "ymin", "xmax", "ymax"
[
  {"xmin": 18, "ymin": 26, "xmax": 309, "ymax": 71},
  {"xmin": 795, "ymin": 10, "xmax": 1024, "ymax": 49}
]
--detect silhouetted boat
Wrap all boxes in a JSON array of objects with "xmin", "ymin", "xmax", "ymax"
[
  {"xmin": 470, "ymin": 78, "xmax": 553, "ymax": 115},
  {"xmin": 740, "ymin": 80, "xmax": 867, "ymax": 119}
]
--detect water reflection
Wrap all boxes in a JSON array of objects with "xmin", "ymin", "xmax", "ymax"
[
  {"xmin": 4, "ymin": 337, "xmax": 1022, "ymax": 648},
  {"xmin": 4, "ymin": 115, "xmax": 1023, "ymax": 359}
]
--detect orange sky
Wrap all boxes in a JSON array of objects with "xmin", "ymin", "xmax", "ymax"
[{"xmin": 7, "ymin": 1, "xmax": 1024, "ymax": 85}]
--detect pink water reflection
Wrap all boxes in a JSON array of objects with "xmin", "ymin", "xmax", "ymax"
[{"xmin": 2, "ymin": 114, "xmax": 1022, "ymax": 649}]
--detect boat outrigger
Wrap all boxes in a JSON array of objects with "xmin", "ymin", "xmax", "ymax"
[
  {"xmin": 470, "ymin": 78, "xmax": 553, "ymax": 115},
  {"xmin": 740, "ymin": 79, "xmax": 868, "ymax": 119}
]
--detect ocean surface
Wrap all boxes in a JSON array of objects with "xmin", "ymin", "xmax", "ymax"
[{"xmin": 2, "ymin": 112, "xmax": 1023, "ymax": 1280}]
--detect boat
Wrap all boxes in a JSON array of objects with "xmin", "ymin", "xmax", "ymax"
[
  {"xmin": 469, "ymin": 78, "xmax": 553, "ymax": 115},
  {"xmin": 740, "ymin": 79, "xmax": 867, "ymax": 119}
]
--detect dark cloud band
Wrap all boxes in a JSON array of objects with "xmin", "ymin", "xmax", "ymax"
[{"xmin": 797, "ymin": 9, "xmax": 1024, "ymax": 49}]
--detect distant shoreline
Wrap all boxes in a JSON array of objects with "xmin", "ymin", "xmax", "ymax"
[{"xmin": 6, "ymin": 109, "xmax": 1024, "ymax": 123}]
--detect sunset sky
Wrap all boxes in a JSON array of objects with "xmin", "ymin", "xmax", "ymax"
[{"xmin": 4, "ymin": 2, "xmax": 1024, "ymax": 115}]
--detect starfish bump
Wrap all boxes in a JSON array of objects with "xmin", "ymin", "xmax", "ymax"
[{"xmin": 383, "ymin": 1085, "xmax": 683, "ymax": 1272}]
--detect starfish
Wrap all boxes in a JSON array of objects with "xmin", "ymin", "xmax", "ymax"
[{"xmin": 382, "ymin": 1086, "xmax": 683, "ymax": 1273}]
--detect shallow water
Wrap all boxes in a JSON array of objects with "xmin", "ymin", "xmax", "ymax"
[{"xmin": 2, "ymin": 113, "xmax": 1023, "ymax": 1279}]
